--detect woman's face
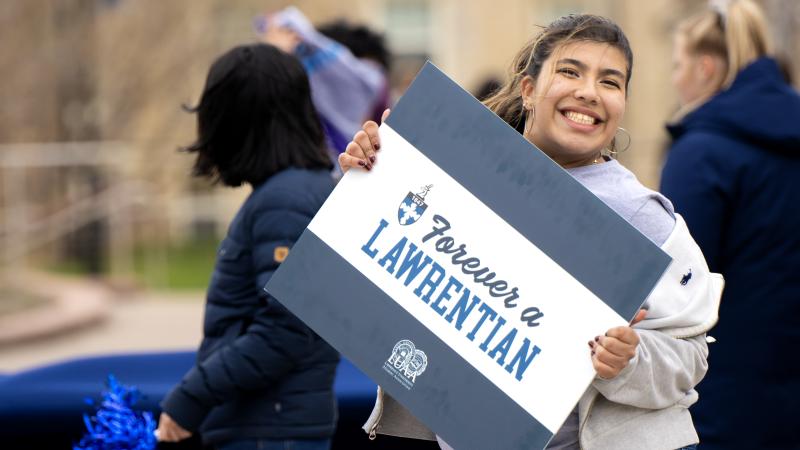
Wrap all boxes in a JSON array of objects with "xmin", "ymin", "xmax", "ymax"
[
  {"xmin": 672, "ymin": 35, "xmax": 707, "ymax": 106},
  {"xmin": 521, "ymin": 41, "xmax": 628, "ymax": 168}
]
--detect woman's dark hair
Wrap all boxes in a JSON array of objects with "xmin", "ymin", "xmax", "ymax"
[
  {"xmin": 184, "ymin": 43, "xmax": 332, "ymax": 187},
  {"xmin": 483, "ymin": 14, "xmax": 633, "ymax": 134},
  {"xmin": 318, "ymin": 20, "xmax": 390, "ymax": 71}
]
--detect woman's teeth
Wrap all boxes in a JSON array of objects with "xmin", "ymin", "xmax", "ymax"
[{"xmin": 564, "ymin": 111, "xmax": 597, "ymax": 125}]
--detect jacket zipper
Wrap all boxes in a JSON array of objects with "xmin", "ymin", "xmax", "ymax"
[
  {"xmin": 369, "ymin": 423, "xmax": 379, "ymax": 440},
  {"xmin": 368, "ymin": 388, "xmax": 385, "ymax": 440}
]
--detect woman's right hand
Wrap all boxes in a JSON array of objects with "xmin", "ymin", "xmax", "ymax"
[
  {"xmin": 590, "ymin": 309, "xmax": 647, "ymax": 379},
  {"xmin": 338, "ymin": 109, "xmax": 390, "ymax": 173}
]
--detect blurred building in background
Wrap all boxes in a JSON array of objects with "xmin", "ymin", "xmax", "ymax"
[{"xmin": 1, "ymin": 0, "xmax": 799, "ymax": 285}]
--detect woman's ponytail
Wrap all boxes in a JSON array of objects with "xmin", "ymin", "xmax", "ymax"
[{"xmin": 721, "ymin": 0, "xmax": 773, "ymax": 86}]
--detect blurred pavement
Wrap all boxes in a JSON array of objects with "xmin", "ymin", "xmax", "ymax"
[{"xmin": 0, "ymin": 283, "xmax": 203, "ymax": 373}]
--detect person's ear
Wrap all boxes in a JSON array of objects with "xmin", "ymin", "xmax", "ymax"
[
  {"xmin": 699, "ymin": 55, "xmax": 718, "ymax": 82},
  {"xmin": 520, "ymin": 75, "xmax": 536, "ymax": 109}
]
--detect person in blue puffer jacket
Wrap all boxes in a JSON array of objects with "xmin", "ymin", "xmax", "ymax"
[
  {"xmin": 156, "ymin": 43, "xmax": 339, "ymax": 450},
  {"xmin": 662, "ymin": 1, "xmax": 800, "ymax": 448}
]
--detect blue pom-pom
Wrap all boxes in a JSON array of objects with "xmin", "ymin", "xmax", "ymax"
[{"xmin": 73, "ymin": 374, "xmax": 157, "ymax": 450}]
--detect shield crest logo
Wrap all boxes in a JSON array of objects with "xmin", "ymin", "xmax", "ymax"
[{"xmin": 398, "ymin": 185, "xmax": 432, "ymax": 226}]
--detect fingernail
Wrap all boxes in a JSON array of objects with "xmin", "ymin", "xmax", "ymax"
[
  {"xmin": 594, "ymin": 336, "xmax": 600, "ymax": 342},
  {"xmin": 366, "ymin": 163, "xmax": 372, "ymax": 170},
  {"xmin": 375, "ymin": 143, "xmax": 380, "ymax": 150},
  {"xmin": 369, "ymin": 155, "xmax": 376, "ymax": 163},
  {"xmin": 588, "ymin": 340, "xmax": 594, "ymax": 348},
  {"xmin": 591, "ymin": 351, "xmax": 595, "ymax": 356},
  {"xmin": 358, "ymin": 160, "xmax": 366, "ymax": 167}
]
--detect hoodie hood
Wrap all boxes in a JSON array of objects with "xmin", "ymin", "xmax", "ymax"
[
  {"xmin": 637, "ymin": 215, "xmax": 723, "ymax": 338},
  {"xmin": 668, "ymin": 57, "xmax": 800, "ymax": 154}
]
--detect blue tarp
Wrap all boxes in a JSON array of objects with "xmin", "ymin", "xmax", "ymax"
[{"xmin": 0, "ymin": 352, "xmax": 378, "ymax": 449}]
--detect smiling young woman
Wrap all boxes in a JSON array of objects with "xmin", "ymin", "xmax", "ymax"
[
  {"xmin": 340, "ymin": 14, "xmax": 721, "ymax": 450},
  {"xmin": 519, "ymin": 41, "xmax": 628, "ymax": 168}
]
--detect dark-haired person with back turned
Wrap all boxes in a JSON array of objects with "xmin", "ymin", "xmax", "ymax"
[{"xmin": 155, "ymin": 43, "xmax": 339, "ymax": 450}]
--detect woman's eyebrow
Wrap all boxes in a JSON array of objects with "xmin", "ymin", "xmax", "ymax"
[
  {"xmin": 599, "ymin": 68, "xmax": 626, "ymax": 80},
  {"xmin": 557, "ymin": 58, "xmax": 625, "ymax": 80},
  {"xmin": 557, "ymin": 58, "xmax": 586, "ymax": 69}
]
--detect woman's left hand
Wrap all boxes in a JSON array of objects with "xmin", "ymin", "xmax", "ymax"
[
  {"xmin": 258, "ymin": 17, "xmax": 301, "ymax": 54},
  {"xmin": 590, "ymin": 309, "xmax": 646, "ymax": 379},
  {"xmin": 156, "ymin": 412, "xmax": 192, "ymax": 442}
]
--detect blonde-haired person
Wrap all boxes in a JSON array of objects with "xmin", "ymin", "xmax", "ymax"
[
  {"xmin": 661, "ymin": 1, "xmax": 800, "ymax": 449},
  {"xmin": 342, "ymin": 14, "xmax": 722, "ymax": 450},
  {"xmin": 669, "ymin": 0, "xmax": 773, "ymax": 119}
]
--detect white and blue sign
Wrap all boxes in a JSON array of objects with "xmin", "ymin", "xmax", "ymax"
[{"xmin": 265, "ymin": 63, "xmax": 671, "ymax": 450}]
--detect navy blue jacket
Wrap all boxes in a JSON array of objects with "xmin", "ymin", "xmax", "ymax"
[
  {"xmin": 161, "ymin": 168, "xmax": 339, "ymax": 446},
  {"xmin": 661, "ymin": 58, "xmax": 800, "ymax": 450}
]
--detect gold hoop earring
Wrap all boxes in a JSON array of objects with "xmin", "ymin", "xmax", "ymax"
[{"xmin": 606, "ymin": 127, "xmax": 631, "ymax": 156}]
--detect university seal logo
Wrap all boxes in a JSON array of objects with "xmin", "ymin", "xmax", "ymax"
[
  {"xmin": 398, "ymin": 185, "xmax": 433, "ymax": 226},
  {"xmin": 382, "ymin": 339, "xmax": 428, "ymax": 389}
]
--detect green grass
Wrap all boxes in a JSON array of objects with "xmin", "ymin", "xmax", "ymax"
[
  {"xmin": 47, "ymin": 238, "xmax": 220, "ymax": 291},
  {"xmin": 131, "ymin": 239, "xmax": 218, "ymax": 290}
]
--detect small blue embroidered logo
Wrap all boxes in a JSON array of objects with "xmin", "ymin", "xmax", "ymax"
[
  {"xmin": 680, "ymin": 269, "xmax": 693, "ymax": 286},
  {"xmin": 398, "ymin": 184, "xmax": 433, "ymax": 226}
]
